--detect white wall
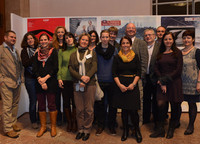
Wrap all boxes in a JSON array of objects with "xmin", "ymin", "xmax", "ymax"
[{"xmin": 30, "ymin": 0, "xmax": 151, "ymax": 17}]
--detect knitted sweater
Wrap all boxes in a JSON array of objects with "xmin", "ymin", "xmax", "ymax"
[{"xmin": 57, "ymin": 45, "xmax": 77, "ymax": 80}]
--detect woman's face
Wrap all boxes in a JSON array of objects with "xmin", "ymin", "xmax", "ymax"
[
  {"xmin": 40, "ymin": 35, "xmax": 49, "ymax": 48},
  {"xmin": 27, "ymin": 35, "xmax": 35, "ymax": 47},
  {"xmin": 121, "ymin": 38, "xmax": 131, "ymax": 53},
  {"xmin": 79, "ymin": 36, "xmax": 89, "ymax": 48},
  {"xmin": 90, "ymin": 32, "xmax": 96, "ymax": 43},
  {"xmin": 57, "ymin": 28, "xmax": 65, "ymax": 40},
  {"xmin": 65, "ymin": 35, "xmax": 74, "ymax": 46},
  {"xmin": 101, "ymin": 32, "xmax": 109, "ymax": 45},
  {"xmin": 163, "ymin": 34, "xmax": 174, "ymax": 48},
  {"xmin": 182, "ymin": 35, "xmax": 194, "ymax": 47}
]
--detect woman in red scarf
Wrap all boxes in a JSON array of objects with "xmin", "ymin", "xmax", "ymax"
[{"xmin": 33, "ymin": 33, "xmax": 58, "ymax": 137}]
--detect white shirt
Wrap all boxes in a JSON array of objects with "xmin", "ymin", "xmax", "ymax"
[{"xmin": 147, "ymin": 42, "xmax": 155, "ymax": 74}]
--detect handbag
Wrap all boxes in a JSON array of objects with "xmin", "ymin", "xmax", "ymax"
[{"xmin": 95, "ymin": 74, "xmax": 104, "ymax": 100}]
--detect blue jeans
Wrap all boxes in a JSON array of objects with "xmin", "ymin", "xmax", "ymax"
[{"xmin": 25, "ymin": 77, "xmax": 38, "ymax": 123}]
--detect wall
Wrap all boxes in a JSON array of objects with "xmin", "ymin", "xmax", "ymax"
[
  {"xmin": 5, "ymin": 0, "xmax": 30, "ymax": 30},
  {"xmin": 30, "ymin": 0, "xmax": 151, "ymax": 17}
]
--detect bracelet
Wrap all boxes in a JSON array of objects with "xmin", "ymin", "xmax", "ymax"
[{"xmin": 197, "ymin": 81, "xmax": 200, "ymax": 83}]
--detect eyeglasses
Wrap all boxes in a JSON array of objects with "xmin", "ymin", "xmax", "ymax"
[{"xmin": 144, "ymin": 34, "xmax": 154, "ymax": 37}]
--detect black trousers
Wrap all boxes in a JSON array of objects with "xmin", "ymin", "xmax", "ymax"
[
  {"xmin": 143, "ymin": 75, "xmax": 158, "ymax": 124},
  {"xmin": 95, "ymin": 82, "xmax": 117, "ymax": 129},
  {"xmin": 61, "ymin": 80, "xmax": 75, "ymax": 109}
]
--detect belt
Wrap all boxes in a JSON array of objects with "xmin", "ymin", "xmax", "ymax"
[{"xmin": 119, "ymin": 74, "xmax": 136, "ymax": 77}]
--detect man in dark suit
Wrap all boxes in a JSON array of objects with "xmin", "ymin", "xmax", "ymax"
[
  {"xmin": 156, "ymin": 26, "xmax": 166, "ymax": 44},
  {"xmin": 0, "ymin": 30, "xmax": 23, "ymax": 138},
  {"xmin": 143, "ymin": 29, "xmax": 160, "ymax": 127},
  {"xmin": 125, "ymin": 23, "xmax": 148, "ymax": 125}
]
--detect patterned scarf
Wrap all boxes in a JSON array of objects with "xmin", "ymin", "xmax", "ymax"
[
  {"xmin": 118, "ymin": 49, "xmax": 135, "ymax": 62},
  {"xmin": 38, "ymin": 46, "xmax": 54, "ymax": 67}
]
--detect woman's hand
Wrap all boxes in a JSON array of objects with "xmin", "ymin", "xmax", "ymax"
[
  {"xmin": 81, "ymin": 76, "xmax": 90, "ymax": 84},
  {"xmin": 119, "ymin": 84, "xmax": 127, "ymax": 92},
  {"xmin": 79, "ymin": 82, "xmax": 85, "ymax": 88},
  {"xmin": 161, "ymin": 85, "xmax": 167, "ymax": 94},
  {"xmin": 38, "ymin": 77, "xmax": 47, "ymax": 85},
  {"xmin": 196, "ymin": 83, "xmax": 200, "ymax": 93},
  {"xmin": 127, "ymin": 83, "xmax": 135, "ymax": 90},
  {"xmin": 41, "ymin": 83, "xmax": 48, "ymax": 90},
  {"xmin": 33, "ymin": 48, "xmax": 39, "ymax": 56},
  {"xmin": 157, "ymin": 80, "xmax": 161, "ymax": 86},
  {"xmin": 58, "ymin": 80, "xmax": 64, "ymax": 88}
]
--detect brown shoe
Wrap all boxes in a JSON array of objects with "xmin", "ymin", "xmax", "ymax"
[
  {"xmin": 37, "ymin": 112, "xmax": 47, "ymax": 137},
  {"xmin": 49, "ymin": 111, "xmax": 57, "ymax": 137},
  {"xmin": 32, "ymin": 123, "xmax": 39, "ymax": 129},
  {"xmin": 12, "ymin": 124, "xmax": 21, "ymax": 132},
  {"xmin": 64, "ymin": 108, "xmax": 72, "ymax": 132},
  {"xmin": 6, "ymin": 130, "xmax": 19, "ymax": 138}
]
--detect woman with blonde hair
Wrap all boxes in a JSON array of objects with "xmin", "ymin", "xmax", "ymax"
[{"xmin": 69, "ymin": 33, "xmax": 97, "ymax": 141}]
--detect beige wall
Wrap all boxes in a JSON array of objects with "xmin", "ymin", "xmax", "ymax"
[
  {"xmin": 30, "ymin": 0, "xmax": 151, "ymax": 17},
  {"xmin": 5, "ymin": 0, "xmax": 29, "ymax": 30}
]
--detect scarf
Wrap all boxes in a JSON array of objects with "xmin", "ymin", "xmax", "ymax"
[
  {"xmin": 26, "ymin": 46, "xmax": 36, "ymax": 74},
  {"xmin": 95, "ymin": 43, "xmax": 115, "ymax": 60},
  {"xmin": 38, "ymin": 46, "xmax": 54, "ymax": 67},
  {"xmin": 118, "ymin": 49, "xmax": 135, "ymax": 62},
  {"xmin": 76, "ymin": 46, "xmax": 92, "ymax": 91}
]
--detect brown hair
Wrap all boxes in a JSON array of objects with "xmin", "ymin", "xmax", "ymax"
[
  {"xmin": 21, "ymin": 32, "xmax": 38, "ymax": 49},
  {"xmin": 108, "ymin": 26, "xmax": 118, "ymax": 35}
]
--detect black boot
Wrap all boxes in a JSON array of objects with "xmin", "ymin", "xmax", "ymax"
[
  {"xmin": 130, "ymin": 110, "xmax": 142, "ymax": 143},
  {"xmin": 135, "ymin": 127, "xmax": 142, "ymax": 143},
  {"xmin": 121, "ymin": 110, "xmax": 129, "ymax": 141},
  {"xmin": 166, "ymin": 120, "xmax": 175, "ymax": 139},
  {"xmin": 121, "ymin": 127, "xmax": 128, "ymax": 141},
  {"xmin": 150, "ymin": 122, "xmax": 165, "ymax": 138}
]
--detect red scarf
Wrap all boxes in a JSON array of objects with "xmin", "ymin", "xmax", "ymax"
[{"xmin": 38, "ymin": 47, "xmax": 54, "ymax": 67}]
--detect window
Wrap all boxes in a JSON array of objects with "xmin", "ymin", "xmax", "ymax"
[{"xmin": 152, "ymin": 0, "xmax": 200, "ymax": 15}]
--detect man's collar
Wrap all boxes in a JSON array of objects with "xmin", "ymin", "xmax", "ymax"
[{"xmin": 3, "ymin": 42, "xmax": 15, "ymax": 51}]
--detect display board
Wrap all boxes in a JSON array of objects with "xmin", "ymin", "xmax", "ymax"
[{"xmin": 11, "ymin": 14, "xmax": 200, "ymax": 116}]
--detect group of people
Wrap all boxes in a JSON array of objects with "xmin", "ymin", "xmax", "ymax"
[{"xmin": 0, "ymin": 22, "xmax": 199, "ymax": 143}]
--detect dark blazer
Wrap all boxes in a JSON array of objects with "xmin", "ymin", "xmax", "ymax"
[
  {"xmin": 0, "ymin": 44, "xmax": 23, "ymax": 88},
  {"xmin": 148, "ymin": 42, "xmax": 160, "ymax": 85},
  {"xmin": 132, "ymin": 37, "xmax": 148, "ymax": 79}
]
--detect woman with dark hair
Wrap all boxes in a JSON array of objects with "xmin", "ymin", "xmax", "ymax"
[
  {"xmin": 150, "ymin": 32, "xmax": 183, "ymax": 139},
  {"xmin": 69, "ymin": 33, "xmax": 97, "ymax": 141},
  {"xmin": 112, "ymin": 36, "xmax": 142, "ymax": 143},
  {"xmin": 181, "ymin": 30, "xmax": 200, "ymax": 135},
  {"xmin": 52, "ymin": 26, "xmax": 67, "ymax": 125},
  {"xmin": 95, "ymin": 30, "xmax": 118, "ymax": 136},
  {"xmin": 88, "ymin": 30, "xmax": 99, "ymax": 51},
  {"xmin": 33, "ymin": 33, "xmax": 58, "ymax": 137},
  {"xmin": 57, "ymin": 32, "xmax": 77, "ymax": 133},
  {"xmin": 21, "ymin": 32, "xmax": 39, "ymax": 129}
]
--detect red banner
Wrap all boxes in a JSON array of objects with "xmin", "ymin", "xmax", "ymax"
[{"xmin": 27, "ymin": 18, "xmax": 65, "ymax": 40}]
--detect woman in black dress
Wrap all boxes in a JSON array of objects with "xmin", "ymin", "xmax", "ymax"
[
  {"xmin": 150, "ymin": 32, "xmax": 183, "ymax": 139},
  {"xmin": 112, "ymin": 36, "xmax": 142, "ymax": 143}
]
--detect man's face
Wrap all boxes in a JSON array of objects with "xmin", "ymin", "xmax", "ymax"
[
  {"xmin": 156, "ymin": 27, "xmax": 166, "ymax": 39},
  {"xmin": 109, "ymin": 31, "xmax": 117, "ymax": 41},
  {"xmin": 125, "ymin": 23, "xmax": 136, "ymax": 38},
  {"xmin": 144, "ymin": 30, "xmax": 156, "ymax": 45},
  {"xmin": 4, "ymin": 32, "xmax": 16, "ymax": 46}
]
